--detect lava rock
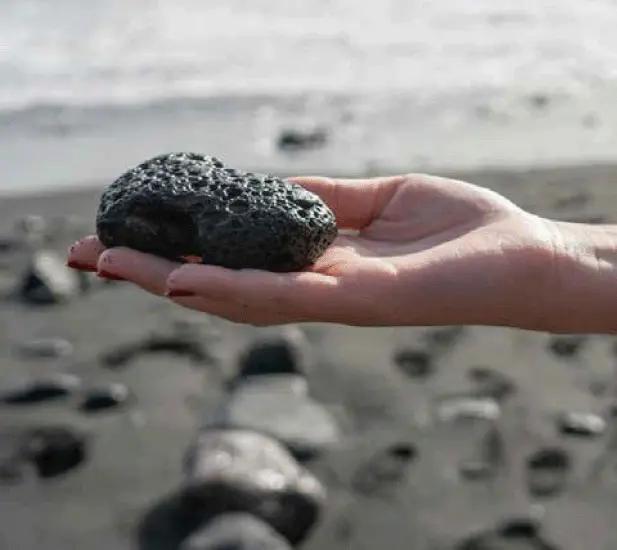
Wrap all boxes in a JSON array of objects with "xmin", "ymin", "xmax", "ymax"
[
  {"xmin": 17, "ymin": 250, "xmax": 81, "ymax": 305},
  {"xmin": 78, "ymin": 383, "xmax": 132, "ymax": 413},
  {"xmin": 96, "ymin": 153, "xmax": 338, "ymax": 272},
  {"xmin": 180, "ymin": 514, "xmax": 292, "ymax": 550},
  {"xmin": 16, "ymin": 338, "xmax": 74, "ymax": 360},
  {"xmin": 19, "ymin": 425, "xmax": 88, "ymax": 478},
  {"xmin": 1, "ymin": 374, "xmax": 81, "ymax": 405},
  {"xmin": 556, "ymin": 411, "xmax": 606, "ymax": 438},
  {"xmin": 212, "ymin": 374, "xmax": 339, "ymax": 460},
  {"xmin": 183, "ymin": 428, "xmax": 326, "ymax": 544},
  {"xmin": 526, "ymin": 447, "xmax": 571, "ymax": 499}
]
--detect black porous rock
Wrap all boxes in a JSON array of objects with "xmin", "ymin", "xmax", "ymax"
[
  {"xmin": 1, "ymin": 374, "xmax": 81, "ymax": 405},
  {"xmin": 78, "ymin": 383, "xmax": 132, "ymax": 413},
  {"xmin": 19, "ymin": 425, "xmax": 88, "ymax": 479},
  {"xmin": 96, "ymin": 153, "xmax": 338, "ymax": 272},
  {"xmin": 180, "ymin": 513, "xmax": 292, "ymax": 550},
  {"xmin": 182, "ymin": 428, "xmax": 326, "ymax": 545}
]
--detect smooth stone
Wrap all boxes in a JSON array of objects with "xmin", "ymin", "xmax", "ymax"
[
  {"xmin": 19, "ymin": 425, "xmax": 88, "ymax": 479},
  {"xmin": 1, "ymin": 374, "xmax": 81, "ymax": 405},
  {"xmin": 183, "ymin": 428, "xmax": 326, "ymax": 545},
  {"xmin": 180, "ymin": 514, "xmax": 292, "ymax": 550},
  {"xmin": 235, "ymin": 329, "xmax": 309, "ymax": 381},
  {"xmin": 556, "ymin": 411, "xmax": 606, "ymax": 437},
  {"xmin": 78, "ymin": 383, "xmax": 132, "ymax": 413},
  {"xmin": 467, "ymin": 366, "xmax": 517, "ymax": 402},
  {"xmin": 17, "ymin": 250, "xmax": 81, "ymax": 305},
  {"xmin": 547, "ymin": 335, "xmax": 587, "ymax": 358},
  {"xmin": 436, "ymin": 395, "xmax": 501, "ymax": 423},
  {"xmin": 277, "ymin": 126, "xmax": 328, "ymax": 151},
  {"xmin": 16, "ymin": 337, "xmax": 74, "ymax": 360},
  {"xmin": 459, "ymin": 426, "xmax": 506, "ymax": 481},
  {"xmin": 212, "ymin": 374, "xmax": 339, "ymax": 460}
]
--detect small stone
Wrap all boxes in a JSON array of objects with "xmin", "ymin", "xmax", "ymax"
[
  {"xmin": 1, "ymin": 374, "xmax": 81, "ymax": 405},
  {"xmin": 436, "ymin": 395, "xmax": 501, "ymax": 423},
  {"xmin": 212, "ymin": 374, "xmax": 338, "ymax": 461},
  {"xmin": 277, "ymin": 127, "xmax": 328, "ymax": 152},
  {"xmin": 459, "ymin": 425, "xmax": 506, "ymax": 481},
  {"xmin": 496, "ymin": 517, "xmax": 542, "ymax": 539},
  {"xmin": 17, "ymin": 250, "xmax": 81, "ymax": 305},
  {"xmin": 143, "ymin": 334, "xmax": 212, "ymax": 364},
  {"xmin": 548, "ymin": 335, "xmax": 587, "ymax": 358},
  {"xmin": 526, "ymin": 447, "xmax": 571, "ymax": 499},
  {"xmin": 180, "ymin": 514, "xmax": 292, "ymax": 550},
  {"xmin": 467, "ymin": 366, "xmax": 517, "ymax": 402},
  {"xmin": 556, "ymin": 411, "xmax": 606, "ymax": 437},
  {"xmin": 393, "ymin": 348, "xmax": 434, "ymax": 379},
  {"xmin": 19, "ymin": 425, "xmax": 88, "ymax": 479},
  {"xmin": 423, "ymin": 326, "xmax": 466, "ymax": 351},
  {"xmin": 183, "ymin": 428, "xmax": 326, "ymax": 545},
  {"xmin": 16, "ymin": 338, "xmax": 74, "ymax": 360},
  {"xmin": 234, "ymin": 330, "xmax": 309, "ymax": 381},
  {"xmin": 78, "ymin": 383, "xmax": 131, "ymax": 413}
]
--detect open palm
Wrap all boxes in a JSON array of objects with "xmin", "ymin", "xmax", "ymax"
[{"xmin": 68, "ymin": 174, "xmax": 557, "ymax": 327}]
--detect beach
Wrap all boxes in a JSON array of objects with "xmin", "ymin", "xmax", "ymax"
[
  {"xmin": 3, "ymin": 1, "xmax": 617, "ymax": 548},
  {"xmin": 1, "ymin": 161, "xmax": 617, "ymax": 550}
]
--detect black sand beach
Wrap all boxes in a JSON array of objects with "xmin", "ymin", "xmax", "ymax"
[{"xmin": 2, "ymin": 163, "xmax": 617, "ymax": 550}]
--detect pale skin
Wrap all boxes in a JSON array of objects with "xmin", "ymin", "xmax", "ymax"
[{"xmin": 66, "ymin": 174, "xmax": 617, "ymax": 333}]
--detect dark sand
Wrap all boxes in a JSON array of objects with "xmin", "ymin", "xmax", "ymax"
[{"xmin": 1, "ymin": 164, "xmax": 617, "ymax": 550}]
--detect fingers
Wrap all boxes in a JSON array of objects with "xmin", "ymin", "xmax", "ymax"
[
  {"xmin": 67, "ymin": 235, "xmax": 106, "ymax": 271},
  {"xmin": 287, "ymin": 175, "xmax": 406, "ymax": 230},
  {"xmin": 165, "ymin": 263, "xmax": 349, "ymax": 323},
  {"xmin": 96, "ymin": 247, "xmax": 181, "ymax": 296}
]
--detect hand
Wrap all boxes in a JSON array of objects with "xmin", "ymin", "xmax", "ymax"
[{"xmin": 67, "ymin": 174, "xmax": 559, "ymax": 328}]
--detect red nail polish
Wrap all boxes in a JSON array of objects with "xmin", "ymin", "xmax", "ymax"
[
  {"xmin": 67, "ymin": 261, "xmax": 97, "ymax": 272},
  {"xmin": 165, "ymin": 289, "xmax": 196, "ymax": 298},
  {"xmin": 97, "ymin": 270, "xmax": 126, "ymax": 281}
]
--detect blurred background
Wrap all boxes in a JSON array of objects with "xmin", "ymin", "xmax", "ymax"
[
  {"xmin": 1, "ymin": 0, "xmax": 617, "ymax": 194},
  {"xmin": 2, "ymin": 2, "xmax": 617, "ymax": 550}
]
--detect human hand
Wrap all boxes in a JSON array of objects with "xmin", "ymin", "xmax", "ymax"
[{"xmin": 67, "ymin": 174, "xmax": 560, "ymax": 328}]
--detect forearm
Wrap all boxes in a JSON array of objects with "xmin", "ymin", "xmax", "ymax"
[{"xmin": 540, "ymin": 220, "xmax": 617, "ymax": 334}]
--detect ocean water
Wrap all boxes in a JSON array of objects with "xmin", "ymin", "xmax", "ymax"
[{"xmin": 1, "ymin": 0, "xmax": 617, "ymax": 193}]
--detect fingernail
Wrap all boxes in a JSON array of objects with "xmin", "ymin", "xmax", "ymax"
[
  {"xmin": 165, "ymin": 289, "xmax": 196, "ymax": 298},
  {"xmin": 67, "ymin": 261, "xmax": 97, "ymax": 272},
  {"xmin": 97, "ymin": 270, "xmax": 126, "ymax": 281}
]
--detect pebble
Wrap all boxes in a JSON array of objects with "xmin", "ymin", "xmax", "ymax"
[
  {"xmin": 467, "ymin": 366, "xmax": 517, "ymax": 402},
  {"xmin": 183, "ymin": 428, "xmax": 326, "ymax": 545},
  {"xmin": 1, "ymin": 374, "xmax": 81, "ymax": 405},
  {"xmin": 423, "ymin": 325, "xmax": 466, "ymax": 351},
  {"xmin": 78, "ymin": 383, "xmax": 131, "ymax": 413},
  {"xmin": 556, "ymin": 411, "xmax": 606, "ymax": 438},
  {"xmin": 19, "ymin": 425, "xmax": 88, "ymax": 479},
  {"xmin": 17, "ymin": 250, "xmax": 81, "ymax": 305},
  {"xmin": 548, "ymin": 335, "xmax": 587, "ymax": 358},
  {"xmin": 526, "ymin": 447, "xmax": 571, "ymax": 499},
  {"xmin": 235, "ymin": 332, "xmax": 308, "ymax": 380},
  {"xmin": 436, "ymin": 395, "xmax": 501, "ymax": 423},
  {"xmin": 212, "ymin": 374, "xmax": 339, "ymax": 460},
  {"xmin": 180, "ymin": 513, "xmax": 292, "ymax": 550},
  {"xmin": 459, "ymin": 425, "xmax": 506, "ymax": 481},
  {"xmin": 16, "ymin": 338, "xmax": 74, "ymax": 360},
  {"xmin": 393, "ymin": 348, "xmax": 434, "ymax": 379}
]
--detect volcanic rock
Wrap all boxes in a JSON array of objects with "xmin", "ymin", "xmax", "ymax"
[{"xmin": 96, "ymin": 153, "xmax": 338, "ymax": 272}]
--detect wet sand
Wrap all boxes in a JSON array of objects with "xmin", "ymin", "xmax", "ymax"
[{"xmin": 1, "ymin": 163, "xmax": 617, "ymax": 550}]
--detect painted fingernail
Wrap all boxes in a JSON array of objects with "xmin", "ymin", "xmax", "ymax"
[
  {"xmin": 67, "ymin": 261, "xmax": 97, "ymax": 272},
  {"xmin": 165, "ymin": 289, "xmax": 196, "ymax": 298},
  {"xmin": 97, "ymin": 270, "xmax": 126, "ymax": 281}
]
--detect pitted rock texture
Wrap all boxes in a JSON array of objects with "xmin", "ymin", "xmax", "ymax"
[{"xmin": 96, "ymin": 153, "xmax": 338, "ymax": 272}]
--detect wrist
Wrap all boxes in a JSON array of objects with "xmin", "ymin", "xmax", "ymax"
[{"xmin": 542, "ymin": 219, "xmax": 617, "ymax": 334}]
